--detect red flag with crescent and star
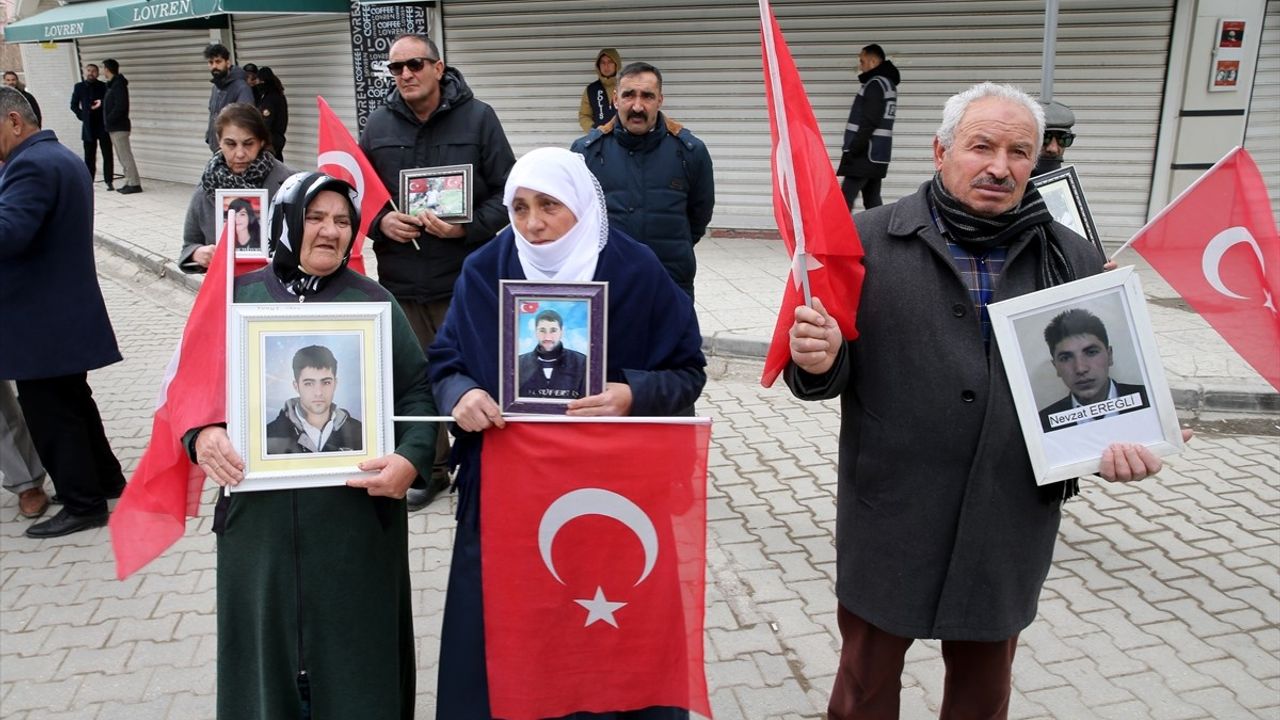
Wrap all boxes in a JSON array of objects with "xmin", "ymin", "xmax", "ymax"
[
  {"xmin": 317, "ymin": 95, "xmax": 389, "ymax": 275},
  {"xmin": 1124, "ymin": 147, "xmax": 1280, "ymax": 391},
  {"xmin": 480, "ymin": 421, "xmax": 711, "ymax": 719},
  {"xmin": 758, "ymin": 0, "xmax": 865, "ymax": 387}
]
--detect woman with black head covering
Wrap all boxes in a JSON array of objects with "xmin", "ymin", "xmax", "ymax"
[
  {"xmin": 254, "ymin": 66, "xmax": 288, "ymax": 162},
  {"xmin": 185, "ymin": 172, "xmax": 438, "ymax": 720}
]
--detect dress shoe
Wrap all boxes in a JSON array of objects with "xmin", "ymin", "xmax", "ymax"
[
  {"xmin": 105, "ymin": 183, "xmax": 115, "ymax": 191},
  {"xmin": 25, "ymin": 507, "xmax": 108, "ymax": 538},
  {"xmin": 18, "ymin": 487, "xmax": 50, "ymax": 519},
  {"xmin": 406, "ymin": 472, "xmax": 451, "ymax": 511},
  {"xmin": 118, "ymin": 185, "xmax": 143, "ymax": 194}
]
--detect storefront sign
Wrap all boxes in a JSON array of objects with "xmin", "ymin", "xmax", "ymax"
[{"xmin": 349, "ymin": 1, "xmax": 432, "ymax": 130}]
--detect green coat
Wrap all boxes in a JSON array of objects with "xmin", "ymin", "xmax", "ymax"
[{"xmin": 216, "ymin": 268, "xmax": 437, "ymax": 720}]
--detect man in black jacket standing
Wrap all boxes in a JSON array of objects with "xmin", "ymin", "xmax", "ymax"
[
  {"xmin": 70, "ymin": 63, "xmax": 113, "ymax": 190},
  {"xmin": 102, "ymin": 59, "xmax": 142, "ymax": 194},
  {"xmin": 837, "ymin": 44, "xmax": 900, "ymax": 212},
  {"xmin": 203, "ymin": 43, "xmax": 253, "ymax": 153},
  {"xmin": 360, "ymin": 33, "xmax": 515, "ymax": 509},
  {"xmin": 2, "ymin": 71, "xmax": 41, "ymax": 126}
]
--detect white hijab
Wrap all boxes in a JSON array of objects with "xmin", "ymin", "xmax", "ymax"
[{"xmin": 503, "ymin": 147, "xmax": 609, "ymax": 282}]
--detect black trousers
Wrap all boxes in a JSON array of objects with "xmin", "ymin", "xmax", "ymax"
[
  {"xmin": 83, "ymin": 134, "xmax": 114, "ymax": 185},
  {"xmin": 15, "ymin": 374, "xmax": 125, "ymax": 516},
  {"xmin": 841, "ymin": 175, "xmax": 883, "ymax": 212}
]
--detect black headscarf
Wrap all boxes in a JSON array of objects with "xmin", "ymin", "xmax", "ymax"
[{"xmin": 267, "ymin": 172, "xmax": 361, "ymax": 297}]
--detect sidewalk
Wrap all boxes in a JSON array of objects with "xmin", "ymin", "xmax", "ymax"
[{"xmin": 90, "ymin": 179, "xmax": 1278, "ymax": 414}]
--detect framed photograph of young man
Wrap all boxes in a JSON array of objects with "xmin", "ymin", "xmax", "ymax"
[
  {"xmin": 498, "ymin": 280, "xmax": 607, "ymax": 414},
  {"xmin": 399, "ymin": 164, "xmax": 474, "ymax": 223},
  {"xmin": 989, "ymin": 267, "xmax": 1184, "ymax": 485},
  {"xmin": 215, "ymin": 188, "xmax": 270, "ymax": 261},
  {"xmin": 1031, "ymin": 165, "xmax": 1104, "ymax": 260},
  {"xmin": 227, "ymin": 302, "xmax": 394, "ymax": 492}
]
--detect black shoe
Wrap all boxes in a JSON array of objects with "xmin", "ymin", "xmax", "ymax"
[
  {"xmin": 118, "ymin": 185, "xmax": 143, "ymax": 194},
  {"xmin": 105, "ymin": 184, "xmax": 115, "ymax": 191},
  {"xmin": 406, "ymin": 472, "xmax": 450, "ymax": 511},
  {"xmin": 25, "ymin": 507, "xmax": 109, "ymax": 538}
]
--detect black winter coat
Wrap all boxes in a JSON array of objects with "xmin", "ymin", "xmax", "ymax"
[
  {"xmin": 103, "ymin": 74, "xmax": 130, "ymax": 133},
  {"xmin": 70, "ymin": 79, "xmax": 108, "ymax": 141},
  {"xmin": 257, "ymin": 88, "xmax": 288, "ymax": 157},
  {"xmin": 837, "ymin": 60, "xmax": 901, "ymax": 179},
  {"xmin": 360, "ymin": 68, "xmax": 515, "ymax": 303},
  {"xmin": 786, "ymin": 181, "xmax": 1103, "ymax": 642}
]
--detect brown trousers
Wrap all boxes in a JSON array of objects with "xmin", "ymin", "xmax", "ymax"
[
  {"xmin": 399, "ymin": 297, "xmax": 453, "ymax": 477},
  {"xmin": 829, "ymin": 605, "xmax": 1018, "ymax": 720}
]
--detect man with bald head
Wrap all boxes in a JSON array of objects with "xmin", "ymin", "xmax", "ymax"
[{"xmin": 785, "ymin": 82, "xmax": 1183, "ymax": 719}]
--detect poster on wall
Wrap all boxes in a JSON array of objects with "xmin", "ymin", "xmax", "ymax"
[
  {"xmin": 349, "ymin": 1, "xmax": 433, "ymax": 129},
  {"xmin": 1209, "ymin": 18, "xmax": 1247, "ymax": 92}
]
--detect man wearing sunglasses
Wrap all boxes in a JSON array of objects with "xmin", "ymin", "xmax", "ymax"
[
  {"xmin": 1033, "ymin": 100, "xmax": 1076, "ymax": 177},
  {"xmin": 360, "ymin": 32, "xmax": 515, "ymax": 511}
]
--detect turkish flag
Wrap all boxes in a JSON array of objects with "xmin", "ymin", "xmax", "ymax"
[
  {"xmin": 758, "ymin": 0, "xmax": 865, "ymax": 387},
  {"xmin": 317, "ymin": 95, "xmax": 391, "ymax": 276},
  {"xmin": 110, "ymin": 220, "xmax": 235, "ymax": 578},
  {"xmin": 1128, "ymin": 147, "xmax": 1280, "ymax": 391},
  {"xmin": 481, "ymin": 421, "xmax": 711, "ymax": 719}
]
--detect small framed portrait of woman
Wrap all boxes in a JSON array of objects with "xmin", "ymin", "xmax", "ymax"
[
  {"xmin": 988, "ymin": 267, "xmax": 1184, "ymax": 485},
  {"xmin": 227, "ymin": 301, "xmax": 394, "ymax": 492},
  {"xmin": 215, "ymin": 188, "xmax": 270, "ymax": 261},
  {"xmin": 400, "ymin": 164, "xmax": 474, "ymax": 223},
  {"xmin": 1031, "ymin": 165, "xmax": 1104, "ymax": 260},
  {"xmin": 498, "ymin": 280, "xmax": 607, "ymax": 414}
]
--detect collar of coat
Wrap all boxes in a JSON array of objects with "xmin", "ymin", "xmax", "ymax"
[
  {"xmin": 584, "ymin": 113, "xmax": 694, "ymax": 151},
  {"xmin": 887, "ymin": 180, "xmax": 1039, "ymax": 269}
]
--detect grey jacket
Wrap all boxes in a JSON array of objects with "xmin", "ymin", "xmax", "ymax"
[
  {"xmin": 179, "ymin": 161, "xmax": 294, "ymax": 273},
  {"xmin": 205, "ymin": 66, "xmax": 254, "ymax": 152},
  {"xmin": 786, "ymin": 181, "xmax": 1103, "ymax": 642}
]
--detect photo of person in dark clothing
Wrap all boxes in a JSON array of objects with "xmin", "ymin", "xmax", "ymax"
[
  {"xmin": 517, "ymin": 308, "xmax": 587, "ymax": 401},
  {"xmin": 265, "ymin": 344, "xmax": 364, "ymax": 454}
]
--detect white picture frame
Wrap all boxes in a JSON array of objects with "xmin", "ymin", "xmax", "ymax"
[
  {"xmin": 227, "ymin": 302, "xmax": 394, "ymax": 492},
  {"xmin": 989, "ymin": 267, "xmax": 1184, "ymax": 485},
  {"xmin": 215, "ymin": 188, "xmax": 270, "ymax": 261}
]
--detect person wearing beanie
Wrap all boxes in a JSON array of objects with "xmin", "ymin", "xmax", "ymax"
[{"xmin": 1034, "ymin": 99, "xmax": 1076, "ymax": 176}]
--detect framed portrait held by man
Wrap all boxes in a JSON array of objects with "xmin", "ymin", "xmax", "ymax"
[
  {"xmin": 227, "ymin": 302, "xmax": 394, "ymax": 491},
  {"xmin": 989, "ymin": 267, "xmax": 1184, "ymax": 484},
  {"xmin": 399, "ymin": 163, "xmax": 474, "ymax": 223},
  {"xmin": 498, "ymin": 280, "xmax": 607, "ymax": 414}
]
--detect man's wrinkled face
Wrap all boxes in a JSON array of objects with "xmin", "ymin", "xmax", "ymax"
[
  {"xmin": 933, "ymin": 97, "xmax": 1038, "ymax": 217},
  {"xmin": 208, "ymin": 56, "xmax": 230, "ymax": 79},
  {"xmin": 388, "ymin": 37, "xmax": 443, "ymax": 107},
  {"xmin": 536, "ymin": 320, "xmax": 563, "ymax": 351},
  {"xmin": 615, "ymin": 71, "xmax": 663, "ymax": 135},
  {"xmin": 1051, "ymin": 333, "xmax": 1113, "ymax": 405},
  {"xmin": 294, "ymin": 366, "xmax": 336, "ymax": 418}
]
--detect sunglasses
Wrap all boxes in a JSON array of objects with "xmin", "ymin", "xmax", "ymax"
[
  {"xmin": 387, "ymin": 56, "xmax": 439, "ymax": 75},
  {"xmin": 1044, "ymin": 131, "xmax": 1075, "ymax": 148}
]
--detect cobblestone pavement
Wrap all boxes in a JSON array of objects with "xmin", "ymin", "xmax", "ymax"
[{"xmin": 0, "ymin": 250, "xmax": 1276, "ymax": 719}]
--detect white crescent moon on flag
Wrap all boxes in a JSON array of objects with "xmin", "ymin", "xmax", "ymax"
[
  {"xmin": 317, "ymin": 150, "xmax": 365, "ymax": 203},
  {"xmin": 537, "ymin": 488, "xmax": 658, "ymax": 587},
  {"xmin": 1202, "ymin": 226, "xmax": 1265, "ymax": 300}
]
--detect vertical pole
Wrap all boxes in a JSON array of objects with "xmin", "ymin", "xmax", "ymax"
[{"xmin": 1041, "ymin": 0, "xmax": 1060, "ymax": 101}]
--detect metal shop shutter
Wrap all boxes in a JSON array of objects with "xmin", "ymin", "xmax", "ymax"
[
  {"xmin": 232, "ymin": 13, "xmax": 359, "ymax": 170},
  {"xmin": 1244, "ymin": 0, "xmax": 1279, "ymax": 227},
  {"xmin": 441, "ymin": 0, "xmax": 1173, "ymax": 247},
  {"xmin": 76, "ymin": 30, "xmax": 221, "ymax": 184}
]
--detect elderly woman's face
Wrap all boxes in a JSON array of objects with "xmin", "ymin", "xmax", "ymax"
[
  {"xmin": 219, "ymin": 123, "xmax": 264, "ymax": 175},
  {"xmin": 511, "ymin": 187, "xmax": 577, "ymax": 245},
  {"xmin": 299, "ymin": 190, "xmax": 354, "ymax": 276}
]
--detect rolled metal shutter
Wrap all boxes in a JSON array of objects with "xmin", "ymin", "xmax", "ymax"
[
  {"xmin": 1244, "ymin": 0, "xmax": 1279, "ymax": 227},
  {"xmin": 232, "ymin": 13, "xmax": 359, "ymax": 172},
  {"xmin": 441, "ymin": 0, "xmax": 1173, "ymax": 247},
  {"xmin": 75, "ymin": 30, "xmax": 221, "ymax": 184}
]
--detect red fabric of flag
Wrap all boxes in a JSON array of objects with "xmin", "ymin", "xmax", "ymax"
[
  {"xmin": 317, "ymin": 95, "xmax": 391, "ymax": 276},
  {"xmin": 110, "ymin": 227, "xmax": 233, "ymax": 579},
  {"xmin": 758, "ymin": 0, "xmax": 865, "ymax": 387},
  {"xmin": 1129, "ymin": 147, "xmax": 1280, "ymax": 391},
  {"xmin": 481, "ymin": 421, "xmax": 711, "ymax": 720}
]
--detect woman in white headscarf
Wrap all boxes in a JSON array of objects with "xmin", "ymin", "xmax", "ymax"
[{"xmin": 428, "ymin": 147, "xmax": 706, "ymax": 719}]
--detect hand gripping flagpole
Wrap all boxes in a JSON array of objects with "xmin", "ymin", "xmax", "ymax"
[{"xmin": 760, "ymin": 0, "xmax": 813, "ymax": 307}]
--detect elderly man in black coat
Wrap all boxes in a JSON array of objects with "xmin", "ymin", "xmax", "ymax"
[
  {"xmin": 786, "ymin": 82, "xmax": 1189, "ymax": 720},
  {"xmin": 0, "ymin": 86, "xmax": 126, "ymax": 538}
]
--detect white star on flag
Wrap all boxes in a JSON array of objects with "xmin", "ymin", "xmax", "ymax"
[{"xmin": 574, "ymin": 586, "xmax": 627, "ymax": 628}]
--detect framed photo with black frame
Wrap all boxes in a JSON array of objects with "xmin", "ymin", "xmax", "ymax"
[
  {"xmin": 1031, "ymin": 165, "xmax": 1104, "ymax": 259},
  {"xmin": 988, "ymin": 266, "xmax": 1184, "ymax": 485},
  {"xmin": 399, "ymin": 163, "xmax": 474, "ymax": 223},
  {"xmin": 226, "ymin": 302, "xmax": 394, "ymax": 492},
  {"xmin": 499, "ymin": 280, "xmax": 607, "ymax": 415}
]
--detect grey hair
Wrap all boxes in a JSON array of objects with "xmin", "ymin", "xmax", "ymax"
[
  {"xmin": 935, "ymin": 82, "xmax": 1046, "ymax": 158},
  {"xmin": 0, "ymin": 86, "xmax": 38, "ymax": 126}
]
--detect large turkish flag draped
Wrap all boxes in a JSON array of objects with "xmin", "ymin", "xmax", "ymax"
[
  {"xmin": 481, "ymin": 421, "xmax": 712, "ymax": 719},
  {"xmin": 758, "ymin": 0, "xmax": 865, "ymax": 387},
  {"xmin": 317, "ymin": 95, "xmax": 390, "ymax": 276},
  {"xmin": 1126, "ymin": 147, "xmax": 1280, "ymax": 391}
]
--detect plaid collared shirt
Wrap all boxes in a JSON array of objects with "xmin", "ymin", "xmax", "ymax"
[{"xmin": 932, "ymin": 205, "xmax": 1008, "ymax": 350}]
